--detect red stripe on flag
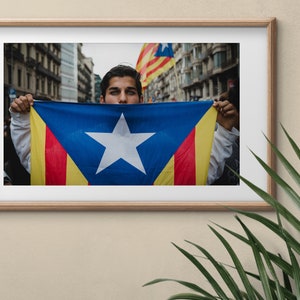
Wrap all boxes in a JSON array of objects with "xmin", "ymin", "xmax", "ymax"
[
  {"xmin": 136, "ymin": 43, "xmax": 157, "ymax": 66},
  {"xmin": 45, "ymin": 126, "xmax": 67, "ymax": 185},
  {"xmin": 174, "ymin": 129, "xmax": 196, "ymax": 185},
  {"xmin": 137, "ymin": 46, "xmax": 159, "ymax": 75},
  {"xmin": 145, "ymin": 57, "xmax": 172, "ymax": 78}
]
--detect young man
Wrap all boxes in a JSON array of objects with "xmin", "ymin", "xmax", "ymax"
[
  {"xmin": 99, "ymin": 65, "xmax": 144, "ymax": 104},
  {"xmin": 9, "ymin": 65, "xmax": 239, "ymax": 185}
]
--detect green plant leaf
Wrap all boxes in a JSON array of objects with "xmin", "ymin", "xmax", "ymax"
[
  {"xmin": 236, "ymin": 216, "xmax": 286, "ymax": 300},
  {"xmin": 282, "ymin": 262, "xmax": 293, "ymax": 294},
  {"xmin": 208, "ymin": 226, "xmax": 257, "ymax": 300},
  {"xmin": 167, "ymin": 293, "xmax": 218, "ymax": 300},
  {"xmin": 229, "ymin": 211, "xmax": 300, "ymax": 255},
  {"xmin": 287, "ymin": 248, "xmax": 300, "ymax": 299},
  {"xmin": 238, "ymin": 174, "xmax": 300, "ymax": 231},
  {"xmin": 250, "ymin": 149, "xmax": 300, "ymax": 208},
  {"xmin": 185, "ymin": 240, "xmax": 246, "ymax": 299},
  {"xmin": 263, "ymin": 127, "xmax": 300, "ymax": 186},
  {"xmin": 143, "ymin": 278, "xmax": 215, "ymax": 298},
  {"xmin": 281, "ymin": 124, "xmax": 300, "ymax": 160},
  {"xmin": 206, "ymin": 221, "xmax": 296, "ymax": 299},
  {"xmin": 171, "ymin": 242, "xmax": 230, "ymax": 300},
  {"xmin": 212, "ymin": 220, "xmax": 295, "ymax": 277}
]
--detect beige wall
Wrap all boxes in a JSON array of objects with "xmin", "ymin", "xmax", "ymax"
[{"xmin": 1, "ymin": 1, "xmax": 300, "ymax": 299}]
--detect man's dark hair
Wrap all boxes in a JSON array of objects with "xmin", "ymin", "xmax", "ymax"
[{"xmin": 100, "ymin": 65, "xmax": 143, "ymax": 99}]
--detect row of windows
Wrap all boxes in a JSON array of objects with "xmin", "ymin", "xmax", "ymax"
[{"xmin": 6, "ymin": 63, "xmax": 59, "ymax": 96}]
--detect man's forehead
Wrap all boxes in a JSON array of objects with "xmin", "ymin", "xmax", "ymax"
[
  {"xmin": 108, "ymin": 85, "xmax": 137, "ymax": 90},
  {"xmin": 108, "ymin": 76, "xmax": 137, "ymax": 88}
]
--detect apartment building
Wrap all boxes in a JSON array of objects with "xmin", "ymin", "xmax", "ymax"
[
  {"xmin": 77, "ymin": 43, "xmax": 94, "ymax": 103},
  {"xmin": 145, "ymin": 43, "xmax": 239, "ymax": 102},
  {"xmin": 60, "ymin": 43, "xmax": 78, "ymax": 102},
  {"xmin": 4, "ymin": 43, "xmax": 96, "ymax": 118},
  {"xmin": 4, "ymin": 43, "xmax": 61, "ymax": 117}
]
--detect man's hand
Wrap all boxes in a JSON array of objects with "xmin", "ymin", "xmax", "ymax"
[
  {"xmin": 10, "ymin": 94, "xmax": 34, "ymax": 114},
  {"xmin": 213, "ymin": 100, "xmax": 239, "ymax": 131}
]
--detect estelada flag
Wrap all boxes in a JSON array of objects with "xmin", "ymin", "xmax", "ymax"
[
  {"xmin": 30, "ymin": 100, "xmax": 217, "ymax": 185},
  {"xmin": 136, "ymin": 43, "xmax": 175, "ymax": 89}
]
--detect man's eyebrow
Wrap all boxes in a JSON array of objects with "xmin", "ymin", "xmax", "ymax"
[
  {"xmin": 126, "ymin": 86, "xmax": 138, "ymax": 91},
  {"xmin": 107, "ymin": 86, "xmax": 137, "ymax": 90},
  {"xmin": 107, "ymin": 86, "xmax": 137, "ymax": 91}
]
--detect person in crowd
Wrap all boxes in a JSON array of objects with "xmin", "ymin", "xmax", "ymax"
[
  {"xmin": 4, "ymin": 117, "xmax": 30, "ymax": 185},
  {"xmin": 213, "ymin": 81, "xmax": 240, "ymax": 185},
  {"xmin": 9, "ymin": 65, "xmax": 239, "ymax": 185}
]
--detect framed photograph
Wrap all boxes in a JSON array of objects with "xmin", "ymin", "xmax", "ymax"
[{"xmin": 1, "ymin": 19, "xmax": 276, "ymax": 211}]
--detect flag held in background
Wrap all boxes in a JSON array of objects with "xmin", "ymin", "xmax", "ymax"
[
  {"xmin": 136, "ymin": 43, "xmax": 175, "ymax": 89},
  {"xmin": 30, "ymin": 100, "xmax": 217, "ymax": 185}
]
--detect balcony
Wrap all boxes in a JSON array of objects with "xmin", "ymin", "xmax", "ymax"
[
  {"xmin": 36, "ymin": 63, "xmax": 61, "ymax": 82},
  {"xmin": 26, "ymin": 57, "xmax": 36, "ymax": 69},
  {"xmin": 213, "ymin": 58, "xmax": 239, "ymax": 75},
  {"xmin": 47, "ymin": 50, "xmax": 61, "ymax": 65},
  {"xmin": 35, "ymin": 43, "xmax": 48, "ymax": 53},
  {"xmin": 181, "ymin": 76, "xmax": 192, "ymax": 88}
]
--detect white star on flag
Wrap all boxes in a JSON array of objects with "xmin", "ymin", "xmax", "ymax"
[
  {"xmin": 86, "ymin": 113, "xmax": 155, "ymax": 175},
  {"xmin": 160, "ymin": 43, "xmax": 170, "ymax": 51}
]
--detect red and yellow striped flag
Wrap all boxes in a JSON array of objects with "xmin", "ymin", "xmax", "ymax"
[{"xmin": 136, "ymin": 43, "xmax": 175, "ymax": 89}]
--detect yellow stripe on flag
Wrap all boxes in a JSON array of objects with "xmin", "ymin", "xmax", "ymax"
[
  {"xmin": 154, "ymin": 156, "xmax": 174, "ymax": 185},
  {"xmin": 143, "ymin": 59, "xmax": 175, "ymax": 88},
  {"xmin": 66, "ymin": 155, "xmax": 89, "ymax": 185},
  {"xmin": 136, "ymin": 43, "xmax": 157, "ymax": 70},
  {"xmin": 154, "ymin": 105, "xmax": 217, "ymax": 186},
  {"xmin": 30, "ymin": 107, "xmax": 46, "ymax": 185},
  {"xmin": 195, "ymin": 106, "xmax": 217, "ymax": 185}
]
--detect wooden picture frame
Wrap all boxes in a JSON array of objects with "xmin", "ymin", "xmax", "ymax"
[{"xmin": 1, "ymin": 18, "xmax": 276, "ymax": 211}]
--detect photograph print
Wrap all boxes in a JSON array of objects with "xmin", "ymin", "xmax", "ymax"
[{"xmin": 3, "ymin": 42, "xmax": 239, "ymax": 186}]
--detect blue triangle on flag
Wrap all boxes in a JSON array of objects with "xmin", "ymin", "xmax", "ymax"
[{"xmin": 155, "ymin": 43, "xmax": 174, "ymax": 57}]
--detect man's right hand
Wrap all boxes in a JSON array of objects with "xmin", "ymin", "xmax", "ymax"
[{"xmin": 10, "ymin": 94, "xmax": 34, "ymax": 114}]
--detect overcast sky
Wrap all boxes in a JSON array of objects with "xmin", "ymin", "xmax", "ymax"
[{"xmin": 81, "ymin": 43, "xmax": 144, "ymax": 78}]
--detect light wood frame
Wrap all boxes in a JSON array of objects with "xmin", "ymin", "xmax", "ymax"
[{"xmin": 1, "ymin": 18, "xmax": 276, "ymax": 211}]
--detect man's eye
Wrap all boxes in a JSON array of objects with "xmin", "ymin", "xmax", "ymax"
[
  {"xmin": 110, "ymin": 91, "xmax": 119, "ymax": 95},
  {"xmin": 127, "ymin": 90, "xmax": 137, "ymax": 95}
]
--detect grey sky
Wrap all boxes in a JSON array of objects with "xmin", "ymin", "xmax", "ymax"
[{"xmin": 82, "ymin": 43, "xmax": 144, "ymax": 78}]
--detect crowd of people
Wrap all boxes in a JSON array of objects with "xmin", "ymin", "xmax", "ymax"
[{"xmin": 5, "ymin": 65, "xmax": 239, "ymax": 185}]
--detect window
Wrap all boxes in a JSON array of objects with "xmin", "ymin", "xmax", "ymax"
[
  {"xmin": 48, "ymin": 80, "xmax": 52, "ymax": 95},
  {"xmin": 27, "ymin": 73, "xmax": 31, "ymax": 89},
  {"xmin": 17, "ymin": 69, "xmax": 22, "ymax": 87},
  {"xmin": 213, "ymin": 51, "xmax": 226, "ymax": 68},
  {"xmin": 7, "ymin": 64, "xmax": 12, "ymax": 85},
  {"xmin": 36, "ymin": 78, "xmax": 40, "ymax": 91},
  {"xmin": 26, "ymin": 44, "xmax": 31, "ymax": 57},
  {"xmin": 41, "ymin": 78, "xmax": 45, "ymax": 93}
]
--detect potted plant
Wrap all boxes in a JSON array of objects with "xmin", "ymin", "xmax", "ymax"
[{"xmin": 144, "ymin": 125, "xmax": 300, "ymax": 299}]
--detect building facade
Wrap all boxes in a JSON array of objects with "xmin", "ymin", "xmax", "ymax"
[
  {"xmin": 145, "ymin": 43, "xmax": 239, "ymax": 102},
  {"xmin": 4, "ymin": 43, "xmax": 61, "ymax": 117},
  {"xmin": 4, "ymin": 43, "xmax": 97, "ymax": 118},
  {"xmin": 77, "ymin": 44, "xmax": 94, "ymax": 103},
  {"xmin": 94, "ymin": 74, "xmax": 102, "ymax": 103},
  {"xmin": 60, "ymin": 43, "xmax": 78, "ymax": 102}
]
